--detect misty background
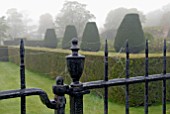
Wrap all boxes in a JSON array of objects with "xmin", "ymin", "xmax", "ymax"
[{"xmin": 0, "ymin": 0, "xmax": 170, "ymax": 44}]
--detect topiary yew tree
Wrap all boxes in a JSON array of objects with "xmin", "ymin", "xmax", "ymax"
[
  {"xmin": 44, "ymin": 28, "xmax": 57, "ymax": 48},
  {"xmin": 62, "ymin": 25, "xmax": 77, "ymax": 49},
  {"xmin": 80, "ymin": 22, "xmax": 101, "ymax": 51},
  {"xmin": 114, "ymin": 13, "xmax": 145, "ymax": 53}
]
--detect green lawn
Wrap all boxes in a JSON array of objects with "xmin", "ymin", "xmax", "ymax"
[{"xmin": 0, "ymin": 62, "xmax": 170, "ymax": 114}]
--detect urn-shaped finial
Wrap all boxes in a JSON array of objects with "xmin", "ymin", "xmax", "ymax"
[{"xmin": 66, "ymin": 38, "xmax": 85, "ymax": 84}]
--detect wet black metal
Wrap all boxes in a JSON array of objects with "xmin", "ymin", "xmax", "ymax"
[
  {"xmin": 20, "ymin": 39, "xmax": 26, "ymax": 114},
  {"xmin": 145, "ymin": 40, "xmax": 149, "ymax": 114},
  {"xmin": 0, "ymin": 39, "xmax": 169, "ymax": 114},
  {"xmin": 162, "ymin": 40, "xmax": 166, "ymax": 114},
  {"xmin": 125, "ymin": 41, "xmax": 129, "ymax": 114},
  {"xmin": 0, "ymin": 39, "xmax": 68, "ymax": 114},
  {"xmin": 66, "ymin": 38, "xmax": 89, "ymax": 114},
  {"xmin": 104, "ymin": 40, "xmax": 108, "ymax": 114},
  {"xmin": 0, "ymin": 88, "xmax": 56, "ymax": 109},
  {"xmin": 53, "ymin": 76, "xmax": 66, "ymax": 114},
  {"xmin": 82, "ymin": 73, "xmax": 170, "ymax": 89},
  {"xmin": 66, "ymin": 38, "xmax": 85, "ymax": 84},
  {"xmin": 69, "ymin": 86, "xmax": 84, "ymax": 114},
  {"xmin": 53, "ymin": 80, "xmax": 90, "ymax": 114}
]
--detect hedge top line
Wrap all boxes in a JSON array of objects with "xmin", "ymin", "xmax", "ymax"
[{"xmin": 7, "ymin": 44, "xmax": 170, "ymax": 59}]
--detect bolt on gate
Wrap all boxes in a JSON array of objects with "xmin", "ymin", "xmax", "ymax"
[{"xmin": 0, "ymin": 38, "xmax": 170, "ymax": 114}]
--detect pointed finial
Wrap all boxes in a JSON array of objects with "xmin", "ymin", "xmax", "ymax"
[
  {"xmin": 20, "ymin": 39, "xmax": 24, "ymax": 49},
  {"xmin": 145, "ymin": 40, "xmax": 148, "ymax": 55},
  {"xmin": 71, "ymin": 38, "xmax": 79, "ymax": 56},
  {"xmin": 105, "ymin": 39, "xmax": 108, "ymax": 57},
  {"xmin": 20, "ymin": 39, "xmax": 24, "ymax": 59},
  {"xmin": 164, "ymin": 39, "xmax": 166, "ymax": 53},
  {"xmin": 126, "ymin": 40, "xmax": 129, "ymax": 55},
  {"xmin": 66, "ymin": 37, "xmax": 85, "ymax": 84}
]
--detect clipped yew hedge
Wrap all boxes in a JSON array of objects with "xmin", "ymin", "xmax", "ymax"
[
  {"xmin": 114, "ymin": 14, "xmax": 145, "ymax": 53},
  {"xmin": 8, "ymin": 46, "xmax": 170, "ymax": 106},
  {"xmin": 0, "ymin": 46, "xmax": 8, "ymax": 61},
  {"xmin": 80, "ymin": 22, "xmax": 101, "ymax": 52},
  {"xmin": 62, "ymin": 25, "xmax": 77, "ymax": 49}
]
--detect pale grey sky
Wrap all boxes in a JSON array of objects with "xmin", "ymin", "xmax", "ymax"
[{"xmin": 0, "ymin": 0, "xmax": 170, "ymax": 28}]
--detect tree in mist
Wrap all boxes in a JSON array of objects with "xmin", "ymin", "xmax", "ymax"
[
  {"xmin": 167, "ymin": 29, "xmax": 170, "ymax": 38},
  {"xmin": 55, "ymin": 1, "xmax": 95, "ymax": 37},
  {"xmin": 162, "ymin": 3, "xmax": 170, "ymax": 12},
  {"xmin": 6, "ymin": 8, "xmax": 25, "ymax": 38},
  {"xmin": 162, "ymin": 3, "xmax": 170, "ymax": 27},
  {"xmin": 104, "ymin": 8, "xmax": 145, "ymax": 31},
  {"xmin": 20, "ymin": 10, "xmax": 37, "ymax": 38},
  {"xmin": 144, "ymin": 3, "xmax": 170, "ymax": 28},
  {"xmin": 144, "ymin": 9, "xmax": 163, "ymax": 27},
  {"xmin": 161, "ymin": 12, "xmax": 170, "ymax": 28},
  {"xmin": 114, "ymin": 14, "xmax": 145, "ymax": 53},
  {"xmin": 38, "ymin": 13, "xmax": 55, "ymax": 38},
  {"xmin": 0, "ymin": 16, "xmax": 9, "ymax": 44},
  {"xmin": 62, "ymin": 25, "xmax": 77, "ymax": 49}
]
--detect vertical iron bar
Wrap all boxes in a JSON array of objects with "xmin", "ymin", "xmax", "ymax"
[
  {"xmin": 125, "ymin": 41, "xmax": 129, "ymax": 114},
  {"xmin": 20, "ymin": 39, "xmax": 26, "ymax": 114},
  {"xmin": 104, "ymin": 40, "xmax": 108, "ymax": 114},
  {"xmin": 163, "ymin": 39, "xmax": 166, "ymax": 114},
  {"xmin": 145, "ymin": 40, "xmax": 149, "ymax": 114}
]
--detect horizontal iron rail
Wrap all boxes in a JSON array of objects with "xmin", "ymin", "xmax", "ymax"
[
  {"xmin": 0, "ymin": 88, "xmax": 56, "ymax": 109},
  {"xmin": 83, "ymin": 73, "xmax": 170, "ymax": 89}
]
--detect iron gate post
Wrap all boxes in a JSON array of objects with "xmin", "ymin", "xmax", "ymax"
[
  {"xmin": 66, "ymin": 38, "xmax": 89, "ymax": 114},
  {"xmin": 69, "ymin": 83, "xmax": 84, "ymax": 114},
  {"xmin": 69, "ymin": 84, "xmax": 89, "ymax": 114}
]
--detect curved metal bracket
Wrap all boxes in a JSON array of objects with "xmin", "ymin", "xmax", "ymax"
[{"xmin": 0, "ymin": 88, "xmax": 56, "ymax": 109}]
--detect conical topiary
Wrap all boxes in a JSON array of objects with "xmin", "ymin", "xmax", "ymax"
[
  {"xmin": 80, "ymin": 22, "xmax": 101, "ymax": 51},
  {"xmin": 62, "ymin": 25, "xmax": 77, "ymax": 49},
  {"xmin": 114, "ymin": 13, "xmax": 145, "ymax": 53},
  {"xmin": 44, "ymin": 28, "xmax": 57, "ymax": 48}
]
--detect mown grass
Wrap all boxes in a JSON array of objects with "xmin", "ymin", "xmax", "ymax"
[{"xmin": 0, "ymin": 62, "xmax": 170, "ymax": 114}]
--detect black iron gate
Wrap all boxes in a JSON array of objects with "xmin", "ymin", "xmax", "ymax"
[{"xmin": 0, "ymin": 38, "xmax": 170, "ymax": 114}]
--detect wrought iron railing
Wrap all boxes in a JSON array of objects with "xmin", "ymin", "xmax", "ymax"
[{"xmin": 0, "ymin": 38, "xmax": 169, "ymax": 114}]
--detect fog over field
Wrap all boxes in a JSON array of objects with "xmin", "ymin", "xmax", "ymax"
[
  {"xmin": 0, "ymin": 0, "xmax": 169, "ymax": 27},
  {"xmin": 0, "ymin": 0, "xmax": 170, "ymax": 42}
]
